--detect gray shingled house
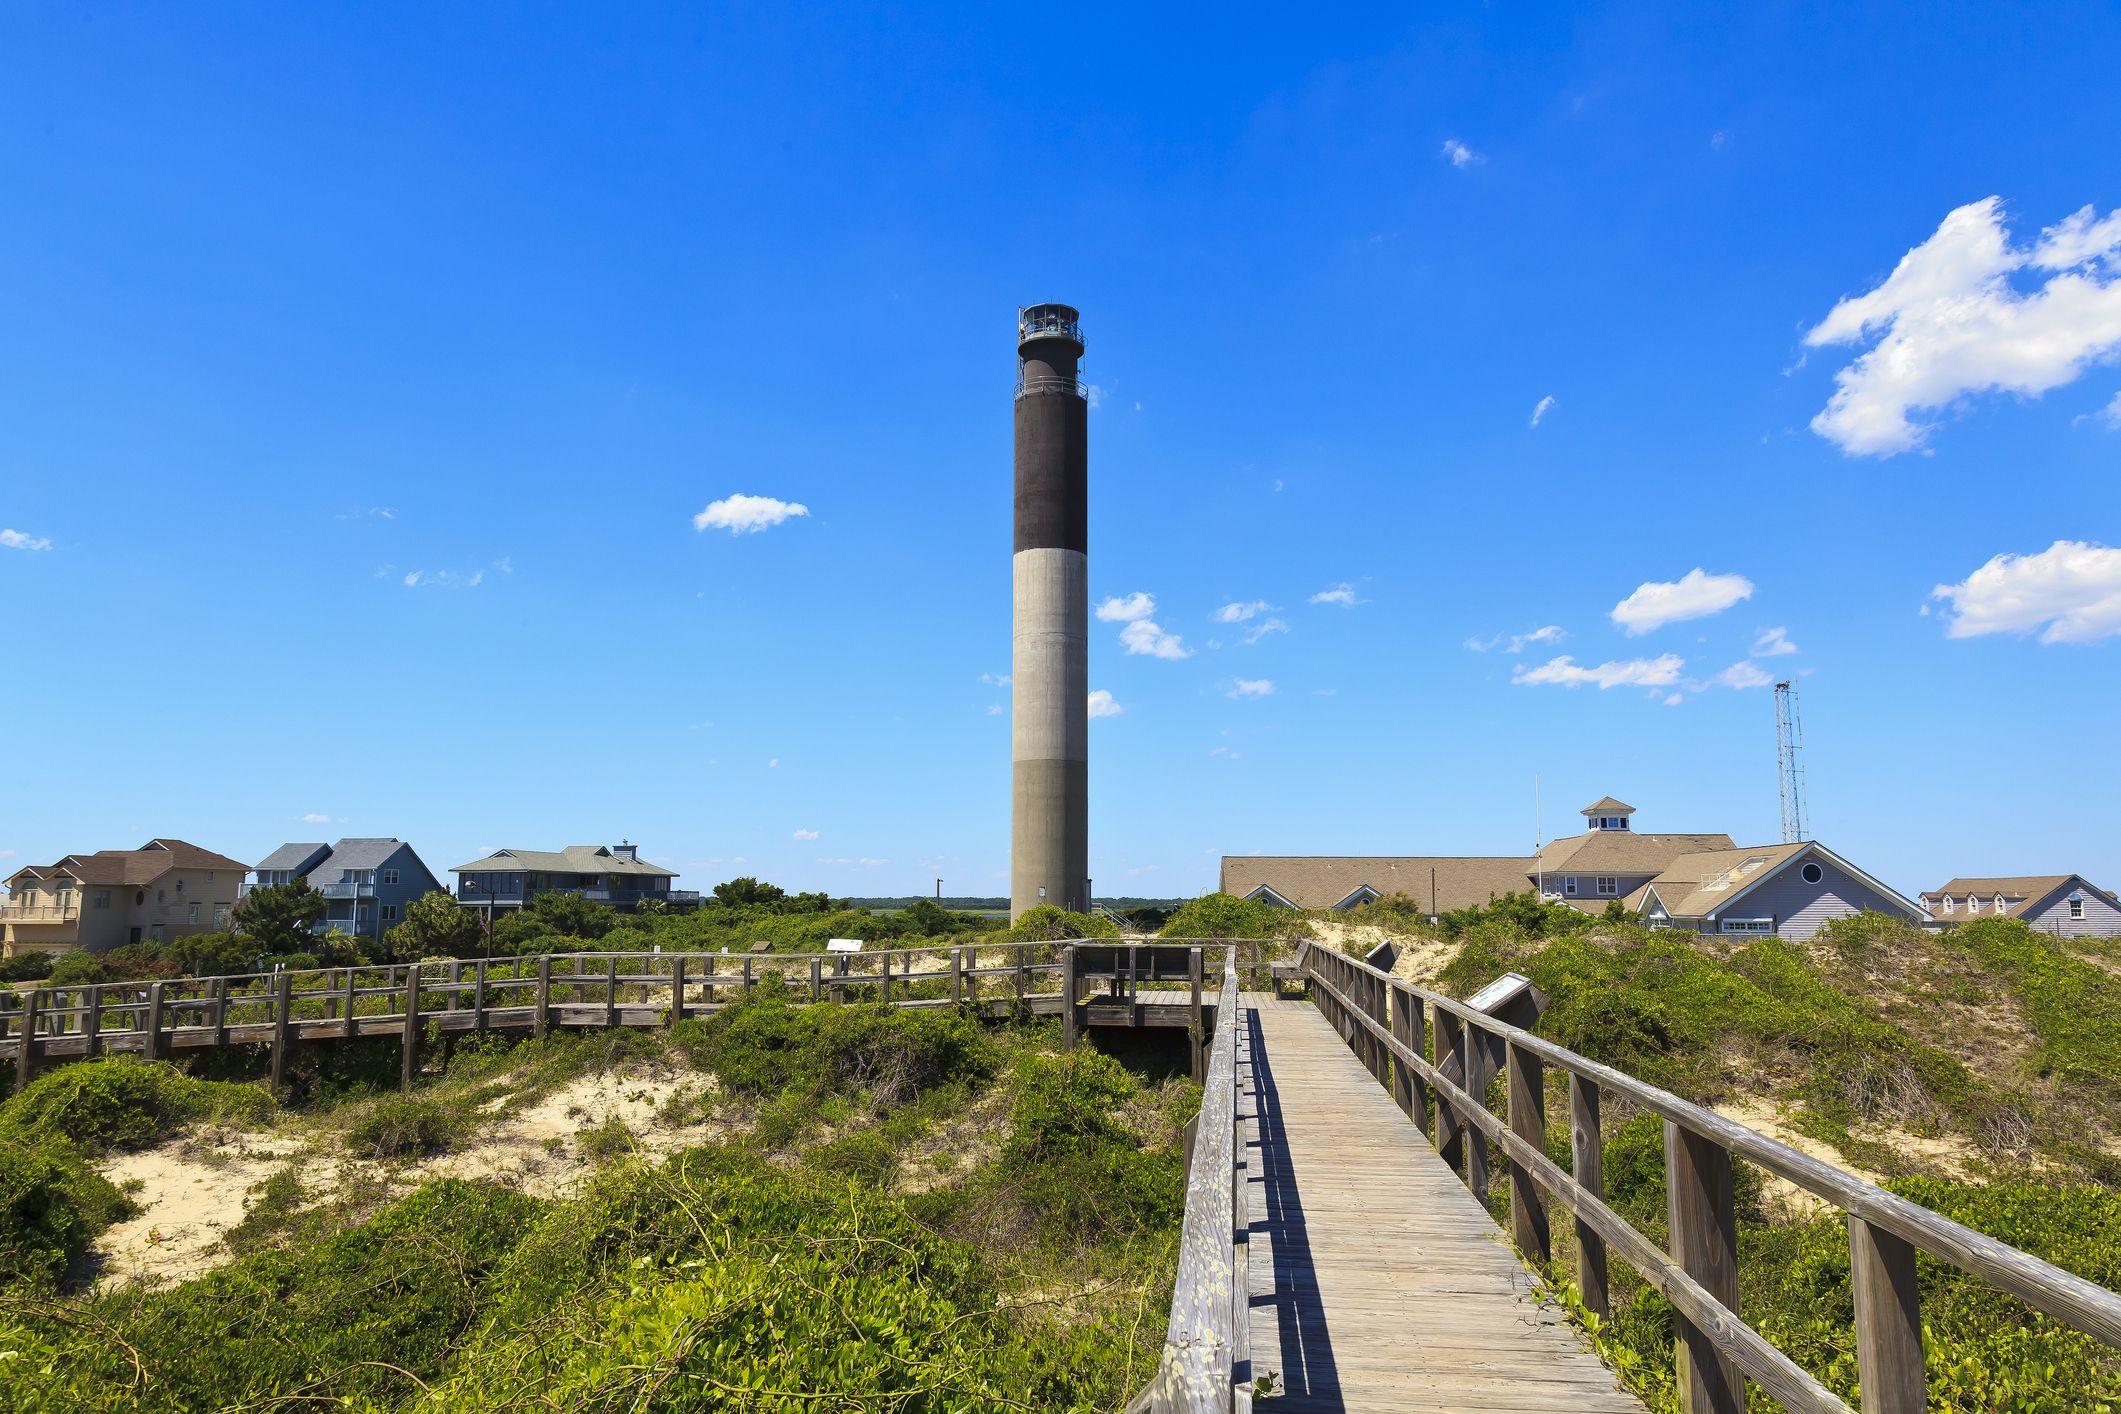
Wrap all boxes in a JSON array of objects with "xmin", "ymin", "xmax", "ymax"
[
  {"xmin": 1221, "ymin": 795, "xmax": 1925, "ymax": 941},
  {"xmin": 1917, "ymin": 874, "xmax": 2121, "ymax": 939},
  {"xmin": 250, "ymin": 838, "xmax": 445, "ymax": 943},
  {"xmin": 452, "ymin": 843, "xmax": 686, "ymax": 917}
]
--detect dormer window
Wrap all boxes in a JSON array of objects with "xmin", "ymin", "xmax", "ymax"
[
  {"xmin": 1994, "ymin": 894, "xmax": 2006, "ymax": 913},
  {"xmin": 1943, "ymin": 895, "xmax": 1954, "ymax": 914},
  {"xmin": 1967, "ymin": 895, "xmax": 1981, "ymax": 914}
]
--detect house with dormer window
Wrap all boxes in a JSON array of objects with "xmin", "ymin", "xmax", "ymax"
[
  {"xmin": 1918, "ymin": 875, "xmax": 2121, "ymax": 939},
  {"xmin": 452, "ymin": 843, "xmax": 694, "ymax": 917},
  {"xmin": 1220, "ymin": 794, "xmax": 1925, "ymax": 941},
  {"xmin": 3, "ymin": 839, "xmax": 248, "ymax": 958}
]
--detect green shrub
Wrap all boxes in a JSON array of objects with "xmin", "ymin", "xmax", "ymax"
[
  {"xmin": 994, "ymin": 1052, "xmax": 1186, "ymax": 1241},
  {"xmin": 676, "ymin": 994, "xmax": 998, "ymax": 1107},
  {"xmin": 1158, "ymin": 892, "xmax": 1304, "ymax": 940},
  {"xmin": 807, "ymin": 1129, "xmax": 898, "ymax": 1186},
  {"xmin": 345, "ymin": 1095, "xmax": 460, "ymax": 1158},
  {"xmin": 575, "ymin": 1114, "xmax": 635, "ymax": 1162},
  {"xmin": 1009, "ymin": 903, "xmax": 1119, "ymax": 941},
  {"xmin": 0, "ymin": 1057, "xmax": 272, "ymax": 1155},
  {"xmin": 0, "ymin": 1138, "xmax": 134, "ymax": 1286}
]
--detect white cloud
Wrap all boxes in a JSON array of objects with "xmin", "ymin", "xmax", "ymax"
[
  {"xmin": 857, "ymin": 857, "xmax": 888, "ymax": 867},
  {"xmin": 979, "ymin": 672, "xmax": 1011, "ymax": 687},
  {"xmin": 792, "ymin": 828, "xmax": 820, "ymax": 841},
  {"xmin": 1930, "ymin": 539, "xmax": 2121, "ymax": 643},
  {"xmin": 1530, "ymin": 395, "xmax": 1556, "ymax": 427},
  {"xmin": 1096, "ymin": 592, "xmax": 1156, "ymax": 622},
  {"xmin": 1753, "ymin": 626, "xmax": 1798, "ymax": 657},
  {"xmin": 2091, "ymin": 391, "xmax": 2121, "ymax": 428},
  {"xmin": 1465, "ymin": 625, "xmax": 1565, "ymax": 654},
  {"xmin": 300, "ymin": 812, "xmax": 331, "ymax": 823},
  {"xmin": 1611, "ymin": 569, "xmax": 1754, "ymax": 634},
  {"xmin": 1213, "ymin": 600, "xmax": 1271, "ymax": 623},
  {"xmin": 1804, "ymin": 197, "xmax": 2121, "ymax": 456},
  {"xmin": 1086, "ymin": 384, "xmax": 1105, "ymax": 411},
  {"xmin": 1087, "ymin": 689, "xmax": 1124, "ymax": 718},
  {"xmin": 1441, "ymin": 138, "xmax": 1482, "ymax": 168},
  {"xmin": 1711, "ymin": 660, "xmax": 1775, "ymax": 689},
  {"xmin": 767, "ymin": 758, "xmax": 779, "ymax": 768},
  {"xmin": 1309, "ymin": 582, "xmax": 1363, "ymax": 607},
  {"xmin": 1227, "ymin": 678, "xmax": 1275, "ymax": 699},
  {"xmin": 1119, "ymin": 618, "xmax": 1193, "ymax": 659},
  {"xmin": 1513, "ymin": 654, "xmax": 1687, "ymax": 689},
  {"xmin": 986, "ymin": 704, "xmax": 1004, "ymax": 716},
  {"xmin": 1208, "ymin": 745, "xmax": 1242, "ymax": 760},
  {"xmin": 692, "ymin": 493, "xmax": 810, "ymax": 534},
  {"xmin": 1242, "ymin": 616, "xmax": 1289, "ymax": 645},
  {"xmin": 1664, "ymin": 692, "xmax": 1685, "ymax": 706},
  {"xmin": 2, "ymin": 529, "xmax": 53, "ymax": 551},
  {"xmin": 401, "ymin": 568, "xmax": 484, "ymax": 589}
]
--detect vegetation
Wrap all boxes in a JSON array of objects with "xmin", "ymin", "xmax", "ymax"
[
  {"xmin": 230, "ymin": 877, "xmax": 328, "ymax": 957},
  {"xmin": 0, "ymin": 980, "xmax": 1191, "ymax": 1410},
  {"xmin": 1363, "ymin": 894, "xmax": 2121, "ymax": 1412},
  {"xmin": 385, "ymin": 888, "xmax": 485, "ymax": 960},
  {"xmin": 1158, "ymin": 891, "xmax": 1309, "ymax": 940}
]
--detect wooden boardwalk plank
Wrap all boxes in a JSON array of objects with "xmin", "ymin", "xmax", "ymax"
[{"xmin": 1240, "ymin": 994, "xmax": 1642, "ymax": 1413}]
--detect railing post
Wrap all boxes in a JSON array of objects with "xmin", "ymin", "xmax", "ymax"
[
  {"xmin": 811, "ymin": 957, "xmax": 823, "ymax": 1003},
  {"xmin": 670, "ymin": 956, "xmax": 686, "ymax": 1026},
  {"xmin": 1570, "ymin": 1075, "xmax": 1610, "ymax": 1317},
  {"xmin": 1188, "ymin": 946, "xmax": 1205, "ymax": 1083},
  {"xmin": 1850, "ymin": 1217, "xmax": 1925, "ymax": 1414},
  {"xmin": 447, "ymin": 957, "xmax": 463, "ymax": 1012},
  {"xmin": 951, "ymin": 947, "xmax": 964, "ymax": 1006},
  {"xmin": 1464, "ymin": 1022, "xmax": 1493, "ymax": 1201},
  {"xmin": 270, "ymin": 972, "xmax": 293, "ymax": 1092},
  {"xmin": 212, "ymin": 976, "xmax": 229, "ymax": 1047},
  {"xmin": 472, "ymin": 959, "xmax": 487, "ymax": 1031},
  {"xmin": 534, "ymin": 955, "xmax": 551, "ymax": 1038},
  {"xmin": 1506, "ymin": 1039, "xmax": 1550, "ymax": 1264},
  {"xmin": 743, "ymin": 956, "xmax": 755, "ymax": 995},
  {"xmin": 1665, "ymin": 1120, "xmax": 1744, "ymax": 1414},
  {"xmin": 604, "ymin": 956, "xmax": 617, "ymax": 1027},
  {"xmin": 12, "ymin": 991, "xmax": 40, "ymax": 1093},
  {"xmin": 1366, "ymin": 971, "xmax": 1389, "ymax": 1085},
  {"xmin": 84, "ymin": 984, "xmax": 103, "ymax": 1057},
  {"xmin": 1061, "ymin": 945, "xmax": 1078, "ymax": 1051},
  {"xmin": 881, "ymin": 950, "xmax": 893, "ymax": 1005},
  {"xmin": 145, "ymin": 981, "xmax": 167, "ymax": 1062},
  {"xmin": 1015, "ymin": 947, "xmax": 1028, "ymax": 1007},
  {"xmin": 1435, "ymin": 1010, "xmax": 1465, "ymax": 1172},
  {"xmin": 1394, "ymin": 986, "xmax": 1430, "ymax": 1136},
  {"xmin": 341, "ymin": 967, "xmax": 357, "ymax": 1038},
  {"xmin": 833, "ymin": 955, "xmax": 848, "ymax": 1005},
  {"xmin": 400, "ymin": 966, "xmax": 422, "ymax": 1092}
]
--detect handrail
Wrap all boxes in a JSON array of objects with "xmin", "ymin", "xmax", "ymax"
[
  {"xmin": 1130, "ymin": 947, "xmax": 1245, "ymax": 1413},
  {"xmin": 1300, "ymin": 944, "xmax": 2121, "ymax": 1414},
  {"xmin": 0, "ymin": 939, "xmax": 1255, "ymax": 1098}
]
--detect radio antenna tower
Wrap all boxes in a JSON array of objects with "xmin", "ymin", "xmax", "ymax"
[{"xmin": 1775, "ymin": 680, "xmax": 1808, "ymax": 843}]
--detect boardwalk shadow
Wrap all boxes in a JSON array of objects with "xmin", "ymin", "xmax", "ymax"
[{"xmin": 1246, "ymin": 1005, "xmax": 1342, "ymax": 1407}]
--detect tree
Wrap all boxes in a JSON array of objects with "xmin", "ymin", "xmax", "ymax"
[
  {"xmin": 161, "ymin": 931, "xmax": 258, "ymax": 978},
  {"xmin": 901, "ymin": 898, "xmax": 962, "ymax": 937},
  {"xmin": 386, "ymin": 890, "xmax": 484, "ymax": 961},
  {"xmin": 713, "ymin": 877, "xmax": 787, "ymax": 908},
  {"xmin": 527, "ymin": 890, "xmax": 616, "ymax": 940},
  {"xmin": 232, "ymin": 878, "xmax": 328, "ymax": 956}
]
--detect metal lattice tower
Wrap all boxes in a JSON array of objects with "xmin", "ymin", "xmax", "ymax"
[{"xmin": 1775, "ymin": 680, "xmax": 1808, "ymax": 843}]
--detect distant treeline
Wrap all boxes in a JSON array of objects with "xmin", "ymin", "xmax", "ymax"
[{"xmin": 846, "ymin": 896, "xmax": 1190, "ymax": 911}]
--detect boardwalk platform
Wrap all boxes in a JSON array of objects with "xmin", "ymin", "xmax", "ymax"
[{"xmin": 1239, "ymin": 993, "xmax": 1643, "ymax": 1413}]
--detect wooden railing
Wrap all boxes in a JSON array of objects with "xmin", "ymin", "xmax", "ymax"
[
  {"xmin": 1130, "ymin": 947, "xmax": 1247, "ymax": 1414},
  {"xmin": 0, "ymin": 941, "xmax": 1107, "ymax": 1095},
  {"xmin": 1301, "ymin": 945, "xmax": 2121, "ymax": 1414}
]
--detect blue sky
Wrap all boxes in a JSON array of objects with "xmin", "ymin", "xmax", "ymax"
[{"xmin": 4, "ymin": 3, "xmax": 2119, "ymax": 901}]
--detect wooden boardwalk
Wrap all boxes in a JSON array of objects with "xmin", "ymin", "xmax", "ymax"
[{"xmin": 1239, "ymin": 993, "xmax": 1643, "ymax": 1413}]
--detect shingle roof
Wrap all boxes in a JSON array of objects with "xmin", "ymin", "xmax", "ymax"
[
  {"xmin": 1581, "ymin": 797, "xmax": 1636, "ymax": 814},
  {"xmin": 451, "ymin": 845, "xmax": 677, "ymax": 879},
  {"xmin": 1643, "ymin": 842, "xmax": 1811, "ymax": 918},
  {"xmin": 1221, "ymin": 856, "xmax": 1535, "ymax": 912},
  {"xmin": 1535, "ymin": 831, "xmax": 1736, "ymax": 876},
  {"xmin": 9, "ymin": 840, "xmax": 249, "ymax": 889},
  {"xmin": 320, "ymin": 838, "xmax": 413, "ymax": 871},
  {"xmin": 1921, "ymin": 875, "xmax": 2112, "ymax": 919},
  {"xmin": 257, "ymin": 843, "xmax": 330, "ymax": 872}
]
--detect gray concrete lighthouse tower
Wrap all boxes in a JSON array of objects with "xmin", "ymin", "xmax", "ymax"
[{"xmin": 1010, "ymin": 304, "xmax": 1089, "ymax": 921}]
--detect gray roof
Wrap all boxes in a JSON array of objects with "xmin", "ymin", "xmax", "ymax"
[
  {"xmin": 1581, "ymin": 796, "xmax": 1636, "ymax": 815},
  {"xmin": 451, "ymin": 845, "xmax": 677, "ymax": 879},
  {"xmin": 320, "ymin": 838, "xmax": 415, "ymax": 871},
  {"xmin": 1222, "ymin": 855, "xmax": 1535, "ymax": 913},
  {"xmin": 257, "ymin": 843, "xmax": 330, "ymax": 872}
]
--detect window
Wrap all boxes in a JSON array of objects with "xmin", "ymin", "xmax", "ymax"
[
  {"xmin": 175, "ymin": 878, "xmax": 185, "ymax": 893},
  {"xmin": 1721, "ymin": 918, "xmax": 1774, "ymax": 934},
  {"xmin": 383, "ymin": 868, "xmax": 399, "ymax": 886},
  {"xmin": 1564, "ymin": 876, "xmax": 1578, "ymax": 896},
  {"xmin": 1597, "ymin": 876, "xmax": 1618, "ymax": 897},
  {"xmin": 1942, "ymin": 895, "xmax": 1954, "ymax": 914},
  {"xmin": 1967, "ymin": 894, "xmax": 1981, "ymax": 913},
  {"xmin": 382, "ymin": 903, "xmax": 399, "ymax": 922},
  {"xmin": 213, "ymin": 905, "xmax": 231, "ymax": 928},
  {"xmin": 1994, "ymin": 894, "xmax": 2006, "ymax": 913},
  {"xmin": 187, "ymin": 904, "xmax": 199, "ymax": 925},
  {"xmin": 2072, "ymin": 896, "xmax": 2087, "ymax": 920},
  {"xmin": 1801, "ymin": 862, "xmax": 1823, "ymax": 885},
  {"xmin": 92, "ymin": 890, "xmax": 110, "ymax": 910}
]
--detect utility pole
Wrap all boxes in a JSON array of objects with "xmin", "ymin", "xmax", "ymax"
[{"xmin": 1775, "ymin": 681, "xmax": 1808, "ymax": 843}]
